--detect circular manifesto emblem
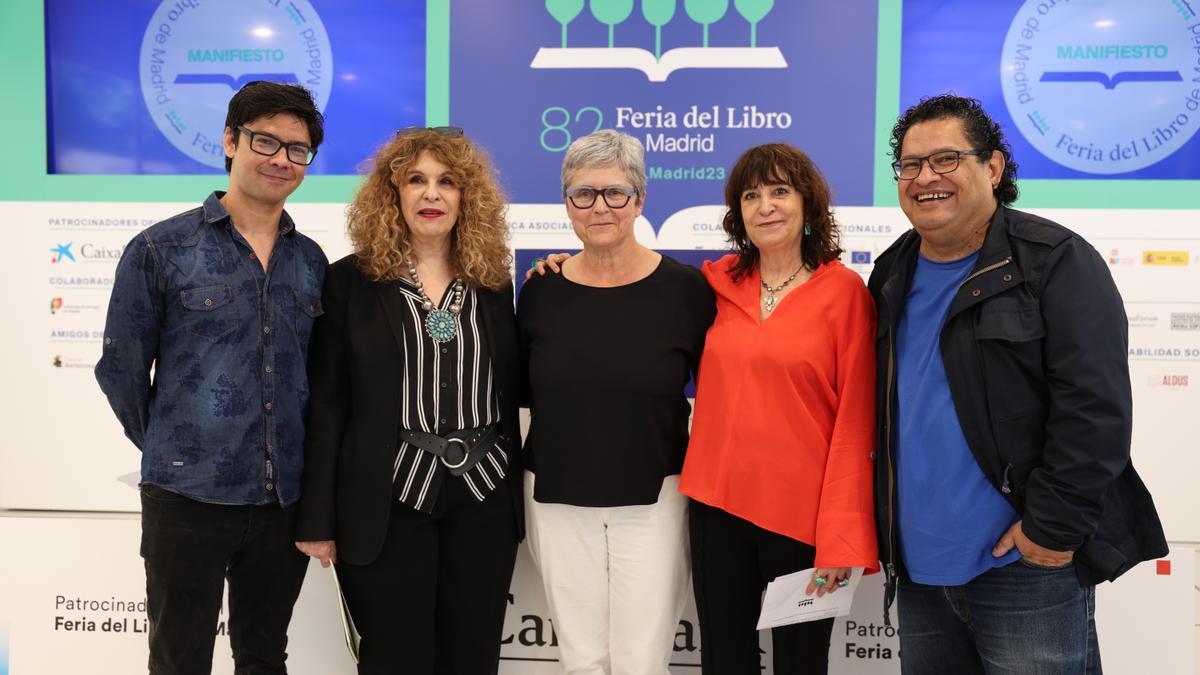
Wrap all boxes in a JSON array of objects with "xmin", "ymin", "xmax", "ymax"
[
  {"xmin": 139, "ymin": 0, "xmax": 333, "ymax": 169},
  {"xmin": 1000, "ymin": 1, "xmax": 1200, "ymax": 174}
]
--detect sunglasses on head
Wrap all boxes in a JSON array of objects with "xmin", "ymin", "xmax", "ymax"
[{"xmin": 395, "ymin": 126, "xmax": 464, "ymax": 137}]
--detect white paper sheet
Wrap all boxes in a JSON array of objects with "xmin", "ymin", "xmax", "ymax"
[
  {"xmin": 330, "ymin": 565, "xmax": 362, "ymax": 663},
  {"xmin": 756, "ymin": 566, "xmax": 865, "ymax": 630}
]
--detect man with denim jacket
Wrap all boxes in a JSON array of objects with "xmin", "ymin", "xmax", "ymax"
[
  {"xmin": 96, "ymin": 81, "xmax": 327, "ymax": 675},
  {"xmin": 868, "ymin": 94, "xmax": 1166, "ymax": 674}
]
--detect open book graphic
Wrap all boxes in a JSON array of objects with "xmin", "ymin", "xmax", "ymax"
[
  {"xmin": 174, "ymin": 73, "xmax": 300, "ymax": 90},
  {"xmin": 530, "ymin": 47, "xmax": 787, "ymax": 82},
  {"xmin": 1039, "ymin": 70, "xmax": 1182, "ymax": 90}
]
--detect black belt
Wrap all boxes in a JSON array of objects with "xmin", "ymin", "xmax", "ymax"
[{"xmin": 398, "ymin": 424, "xmax": 500, "ymax": 477}]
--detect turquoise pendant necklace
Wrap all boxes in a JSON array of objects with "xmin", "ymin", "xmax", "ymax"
[{"xmin": 406, "ymin": 258, "xmax": 464, "ymax": 343}]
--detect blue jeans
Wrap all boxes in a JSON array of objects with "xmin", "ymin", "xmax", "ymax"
[{"xmin": 897, "ymin": 560, "xmax": 1100, "ymax": 674}]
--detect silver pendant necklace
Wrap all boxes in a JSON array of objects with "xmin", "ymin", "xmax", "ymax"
[
  {"xmin": 406, "ymin": 257, "xmax": 464, "ymax": 343},
  {"xmin": 761, "ymin": 264, "xmax": 805, "ymax": 313}
]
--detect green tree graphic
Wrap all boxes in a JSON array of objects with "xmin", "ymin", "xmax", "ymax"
[
  {"xmin": 734, "ymin": 0, "xmax": 772, "ymax": 47},
  {"xmin": 684, "ymin": 0, "xmax": 728, "ymax": 48},
  {"xmin": 642, "ymin": 0, "xmax": 676, "ymax": 59},
  {"xmin": 591, "ymin": 0, "xmax": 635, "ymax": 48},
  {"xmin": 547, "ymin": 0, "xmax": 586, "ymax": 48}
]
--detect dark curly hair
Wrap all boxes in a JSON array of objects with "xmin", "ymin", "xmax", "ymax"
[
  {"xmin": 722, "ymin": 143, "xmax": 842, "ymax": 282},
  {"xmin": 889, "ymin": 94, "xmax": 1019, "ymax": 206}
]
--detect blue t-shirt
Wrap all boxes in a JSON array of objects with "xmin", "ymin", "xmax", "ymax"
[{"xmin": 896, "ymin": 252, "xmax": 1021, "ymax": 585}]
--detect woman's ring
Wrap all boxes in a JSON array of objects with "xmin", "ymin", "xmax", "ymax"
[
  {"xmin": 530, "ymin": 257, "xmax": 544, "ymax": 271},
  {"xmin": 814, "ymin": 576, "xmax": 827, "ymax": 587},
  {"xmin": 837, "ymin": 578, "xmax": 850, "ymax": 588}
]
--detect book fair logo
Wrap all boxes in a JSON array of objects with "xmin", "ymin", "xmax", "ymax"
[
  {"xmin": 138, "ymin": 0, "xmax": 333, "ymax": 169},
  {"xmin": 1000, "ymin": 0, "xmax": 1200, "ymax": 173},
  {"xmin": 533, "ymin": 0, "xmax": 787, "ymax": 82}
]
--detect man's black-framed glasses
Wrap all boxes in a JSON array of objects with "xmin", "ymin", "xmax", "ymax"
[
  {"xmin": 565, "ymin": 185, "xmax": 638, "ymax": 209},
  {"xmin": 238, "ymin": 126, "xmax": 316, "ymax": 165},
  {"xmin": 892, "ymin": 149, "xmax": 986, "ymax": 180}
]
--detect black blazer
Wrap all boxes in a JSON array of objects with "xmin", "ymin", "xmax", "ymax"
[{"xmin": 295, "ymin": 254, "xmax": 525, "ymax": 565}]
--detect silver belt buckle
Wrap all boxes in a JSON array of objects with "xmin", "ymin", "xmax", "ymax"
[{"xmin": 440, "ymin": 437, "xmax": 470, "ymax": 469}]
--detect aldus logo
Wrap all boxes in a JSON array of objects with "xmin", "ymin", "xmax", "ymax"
[
  {"xmin": 533, "ymin": 0, "xmax": 787, "ymax": 81},
  {"xmin": 51, "ymin": 297, "xmax": 63, "ymax": 314},
  {"xmin": 138, "ymin": 0, "xmax": 333, "ymax": 169},
  {"xmin": 1000, "ymin": 1, "xmax": 1200, "ymax": 173},
  {"xmin": 1147, "ymin": 374, "xmax": 1189, "ymax": 387}
]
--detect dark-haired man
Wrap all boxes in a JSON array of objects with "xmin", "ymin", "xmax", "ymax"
[
  {"xmin": 97, "ymin": 81, "xmax": 327, "ymax": 675},
  {"xmin": 868, "ymin": 94, "xmax": 1166, "ymax": 673}
]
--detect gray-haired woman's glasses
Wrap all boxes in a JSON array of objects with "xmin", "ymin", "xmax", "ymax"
[
  {"xmin": 892, "ymin": 149, "xmax": 985, "ymax": 180},
  {"xmin": 565, "ymin": 185, "xmax": 638, "ymax": 209}
]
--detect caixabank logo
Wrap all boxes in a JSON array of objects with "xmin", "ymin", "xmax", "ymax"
[
  {"xmin": 532, "ymin": 0, "xmax": 787, "ymax": 82},
  {"xmin": 139, "ymin": 0, "xmax": 333, "ymax": 169},
  {"xmin": 49, "ymin": 242, "xmax": 75, "ymax": 263},
  {"xmin": 49, "ymin": 242, "xmax": 125, "ymax": 264},
  {"xmin": 1001, "ymin": 0, "xmax": 1200, "ymax": 174}
]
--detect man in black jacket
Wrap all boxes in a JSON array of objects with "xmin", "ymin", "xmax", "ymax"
[{"xmin": 868, "ymin": 94, "xmax": 1166, "ymax": 673}]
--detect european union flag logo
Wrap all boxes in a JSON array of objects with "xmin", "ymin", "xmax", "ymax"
[{"xmin": 851, "ymin": 251, "xmax": 871, "ymax": 264}]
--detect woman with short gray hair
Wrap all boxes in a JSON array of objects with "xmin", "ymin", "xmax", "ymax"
[{"xmin": 518, "ymin": 129, "xmax": 715, "ymax": 674}]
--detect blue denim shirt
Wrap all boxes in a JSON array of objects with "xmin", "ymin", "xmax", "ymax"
[{"xmin": 96, "ymin": 192, "xmax": 327, "ymax": 506}]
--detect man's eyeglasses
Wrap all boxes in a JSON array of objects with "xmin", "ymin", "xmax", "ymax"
[
  {"xmin": 565, "ymin": 185, "xmax": 638, "ymax": 209},
  {"xmin": 395, "ymin": 126, "xmax": 465, "ymax": 137},
  {"xmin": 892, "ymin": 149, "xmax": 986, "ymax": 180},
  {"xmin": 237, "ymin": 126, "xmax": 316, "ymax": 166}
]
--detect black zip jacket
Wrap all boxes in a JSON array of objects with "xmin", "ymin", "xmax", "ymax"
[{"xmin": 868, "ymin": 206, "xmax": 1167, "ymax": 624}]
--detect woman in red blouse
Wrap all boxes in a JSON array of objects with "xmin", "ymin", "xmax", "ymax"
[{"xmin": 679, "ymin": 143, "xmax": 879, "ymax": 674}]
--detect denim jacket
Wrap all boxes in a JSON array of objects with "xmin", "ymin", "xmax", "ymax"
[{"xmin": 96, "ymin": 192, "xmax": 327, "ymax": 505}]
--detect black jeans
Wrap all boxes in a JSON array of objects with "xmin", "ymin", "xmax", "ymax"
[
  {"xmin": 337, "ymin": 476, "xmax": 518, "ymax": 675},
  {"xmin": 690, "ymin": 500, "xmax": 835, "ymax": 675},
  {"xmin": 140, "ymin": 485, "xmax": 309, "ymax": 675}
]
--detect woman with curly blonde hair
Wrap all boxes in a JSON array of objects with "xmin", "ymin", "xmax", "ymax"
[{"xmin": 295, "ymin": 128, "xmax": 524, "ymax": 675}]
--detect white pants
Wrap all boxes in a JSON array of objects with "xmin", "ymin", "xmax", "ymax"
[{"xmin": 524, "ymin": 471, "xmax": 690, "ymax": 675}]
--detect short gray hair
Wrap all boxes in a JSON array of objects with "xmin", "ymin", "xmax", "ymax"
[{"xmin": 560, "ymin": 129, "xmax": 647, "ymax": 203}]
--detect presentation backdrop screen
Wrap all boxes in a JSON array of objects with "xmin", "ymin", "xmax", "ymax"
[
  {"xmin": 44, "ymin": 0, "xmax": 425, "ymax": 175},
  {"xmin": 450, "ymin": 1, "xmax": 879, "ymax": 229},
  {"xmin": 900, "ymin": 0, "xmax": 1200, "ymax": 179}
]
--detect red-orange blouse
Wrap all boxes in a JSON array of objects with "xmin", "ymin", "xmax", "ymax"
[{"xmin": 680, "ymin": 254, "xmax": 879, "ymax": 571}]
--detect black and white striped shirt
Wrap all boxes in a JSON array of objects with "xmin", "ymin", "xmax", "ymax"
[{"xmin": 391, "ymin": 278, "xmax": 509, "ymax": 513}]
